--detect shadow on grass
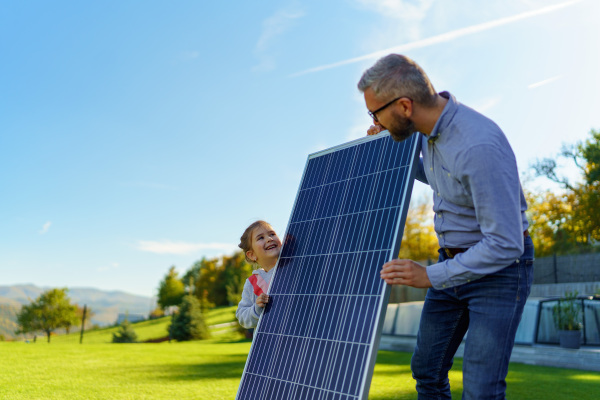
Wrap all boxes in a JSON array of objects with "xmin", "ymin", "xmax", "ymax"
[
  {"xmin": 372, "ymin": 351, "xmax": 600, "ymax": 400},
  {"xmin": 505, "ymin": 363, "xmax": 600, "ymax": 399},
  {"xmin": 144, "ymin": 354, "xmax": 248, "ymax": 381},
  {"xmin": 375, "ymin": 351, "xmax": 412, "ymax": 365}
]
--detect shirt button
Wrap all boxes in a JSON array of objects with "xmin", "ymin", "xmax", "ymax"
[
  {"xmin": 447, "ymin": 173, "xmax": 451, "ymax": 177},
  {"xmin": 439, "ymin": 233, "xmax": 444, "ymax": 238},
  {"xmin": 430, "ymin": 167, "xmax": 433, "ymax": 171},
  {"xmin": 442, "ymin": 284, "xmax": 447, "ymax": 288}
]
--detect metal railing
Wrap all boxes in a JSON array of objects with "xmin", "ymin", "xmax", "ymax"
[{"xmin": 534, "ymin": 296, "xmax": 600, "ymax": 346}]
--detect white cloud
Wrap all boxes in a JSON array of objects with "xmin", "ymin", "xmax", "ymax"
[
  {"xmin": 254, "ymin": 7, "xmax": 305, "ymax": 72},
  {"xmin": 292, "ymin": 0, "xmax": 584, "ymax": 76},
  {"xmin": 528, "ymin": 75, "xmax": 561, "ymax": 89},
  {"xmin": 136, "ymin": 240, "xmax": 238, "ymax": 255},
  {"xmin": 39, "ymin": 221, "xmax": 51, "ymax": 234}
]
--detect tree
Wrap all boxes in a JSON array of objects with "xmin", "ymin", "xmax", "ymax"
[
  {"xmin": 149, "ymin": 307, "xmax": 165, "ymax": 320},
  {"xmin": 398, "ymin": 194, "xmax": 438, "ymax": 262},
  {"xmin": 16, "ymin": 288, "xmax": 78, "ymax": 343},
  {"xmin": 524, "ymin": 189, "xmax": 574, "ymax": 257},
  {"xmin": 222, "ymin": 251, "xmax": 253, "ymax": 306},
  {"xmin": 157, "ymin": 266, "xmax": 185, "ymax": 311},
  {"xmin": 168, "ymin": 294, "xmax": 209, "ymax": 341},
  {"xmin": 193, "ymin": 258, "xmax": 221, "ymax": 309},
  {"xmin": 75, "ymin": 304, "xmax": 95, "ymax": 332},
  {"xmin": 112, "ymin": 319, "xmax": 138, "ymax": 343},
  {"xmin": 532, "ymin": 129, "xmax": 600, "ymax": 253}
]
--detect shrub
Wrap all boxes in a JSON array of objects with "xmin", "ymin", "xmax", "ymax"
[
  {"xmin": 112, "ymin": 319, "xmax": 138, "ymax": 343},
  {"xmin": 169, "ymin": 295, "xmax": 209, "ymax": 341}
]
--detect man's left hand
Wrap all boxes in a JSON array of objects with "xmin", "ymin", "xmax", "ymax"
[{"xmin": 380, "ymin": 259, "xmax": 432, "ymax": 288}]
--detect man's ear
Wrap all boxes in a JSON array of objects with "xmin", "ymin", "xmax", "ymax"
[
  {"xmin": 399, "ymin": 97, "xmax": 413, "ymax": 117},
  {"xmin": 246, "ymin": 250, "xmax": 256, "ymax": 262}
]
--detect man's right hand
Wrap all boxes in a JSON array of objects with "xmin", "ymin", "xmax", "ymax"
[{"xmin": 367, "ymin": 124, "xmax": 384, "ymax": 136}]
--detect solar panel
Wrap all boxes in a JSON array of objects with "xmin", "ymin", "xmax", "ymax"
[{"xmin": 236, "ymin": 131, "xmax": 420, "ymax": 400}]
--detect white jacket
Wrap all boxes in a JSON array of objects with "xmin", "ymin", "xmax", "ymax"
[{"xmin": 236, "ymin": 268, "xmax": 274, "ymax": 329}]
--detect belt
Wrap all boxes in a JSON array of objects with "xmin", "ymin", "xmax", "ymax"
[{"xmin": 442, "ymin": 229, "xmax": 530, "ymax": 259}]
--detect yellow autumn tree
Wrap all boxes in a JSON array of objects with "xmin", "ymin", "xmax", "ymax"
[
  {"xmin": 398, "ymin": 194, "xmax": 438, "ymax": 262},
  {"xmin": 524, "ymin": 188, "xmax": 574, "ymax": 257}
]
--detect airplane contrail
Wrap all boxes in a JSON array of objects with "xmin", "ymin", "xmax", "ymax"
[{"xmin": 291, "ymin": 0, "xmax": 584, "ymax": 77}]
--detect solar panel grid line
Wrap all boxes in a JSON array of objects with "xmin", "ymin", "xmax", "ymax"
[
  {"xmin": 236, "ymin": 133, "xmax": 419, "ymax": 400},
  {"xmin": 247, "ymin": 370, "xmax": 341, "ymax": 399},
  {"xmin": 283, "ymin": 146, "xmax": 363, "ymax": 398},
  {"xmin": 357, "ymin": 139, "xmax": 418, "ymax": 400},
  {"xmin": 253, "ymin": 310, "xmax": 376, "ymax": 343},
  {"xmin": 281, "ymin": 145, "xmax": 355, "ymax": 398},
  {"xmin": 353, "ymin": 140, "xmax": 402, "ymax": 397},
  {"xmin": 305, "ymin": 138, "xmax": 387, "ymax": 396},
  {"xmin": 258, "ymin": 302, "xmax": 297, "ymax": 400},
  {"xmin": 324, "ymin": 144, "xmax": 384, "ymax": 350},
  {"xmin": 288, "ymin": 274, "xmax": 329, "ymax": 389},
  {"xmin": 263, "ymin": 204, "xmax": 335, "ymax": 399},
  {"xmin": 324, "ymin": 138, "xmax": 401, "ymax": 395}
]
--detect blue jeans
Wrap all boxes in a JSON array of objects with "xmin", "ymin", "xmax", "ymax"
[{"xmin": 411, "ymin": 236, "xmax": 534, "ymax": 399}]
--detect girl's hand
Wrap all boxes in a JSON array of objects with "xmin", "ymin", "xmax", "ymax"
[{"xmin": 256, "ymin": 293, "xmax": 269, "ymax": 308}]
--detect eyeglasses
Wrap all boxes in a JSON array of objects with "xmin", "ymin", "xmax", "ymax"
[{"xmin": 368, "ymin": 96, "xmax": 411, "ymax": 123}]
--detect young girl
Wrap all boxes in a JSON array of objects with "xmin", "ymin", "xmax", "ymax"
[{"xmin": 236, "ymin": 220, "xmax": 282, "ymax": 329}]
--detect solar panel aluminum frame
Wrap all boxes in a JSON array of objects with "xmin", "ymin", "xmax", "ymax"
[{"xmin": 236, "ymin": 131, "xmax": 421, "ymax": 400}]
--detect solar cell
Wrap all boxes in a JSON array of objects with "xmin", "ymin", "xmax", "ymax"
[{"xmin": 236, "ymin": 132, "xmax": 420, "ymax": 400}]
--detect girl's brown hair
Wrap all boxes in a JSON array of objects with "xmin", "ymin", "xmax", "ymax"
[{"xmin": 238, "ymin": 220, "xmax": 273, "ymax": 264}]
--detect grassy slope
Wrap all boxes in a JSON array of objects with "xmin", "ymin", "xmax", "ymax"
[
  {"xmin": 2, "ymin": 306, "xmax": 598, "ymax": 399},
  {"xmin": 51, "ymin": 306, "xmax": 238, "ymax": 344}
]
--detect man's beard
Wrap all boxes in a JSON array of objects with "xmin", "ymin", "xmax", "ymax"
[{"xmin": 386, "ymin": 109, "xmax": 416, "ymax": 142}]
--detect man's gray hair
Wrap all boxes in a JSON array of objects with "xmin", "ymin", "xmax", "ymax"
[{"xmin": 357, "ymin": 54, "xmax": 437, "ymax": 107}]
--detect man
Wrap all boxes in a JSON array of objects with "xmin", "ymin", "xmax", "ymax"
[{"xmin": 358, "ymin": 54, "xmax": 534, "ymax": 399}]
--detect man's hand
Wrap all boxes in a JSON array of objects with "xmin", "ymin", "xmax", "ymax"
[
  {"xmin": 256, "ymin": 293, "xmax": 269, "ymax": 308},
  {"xmin": 380, "ymin": 259, "xmax": 432, "ymax": 288},
  {"xmin": 367, "ymin": 124, "xmax": 384, "ymax": 136}
]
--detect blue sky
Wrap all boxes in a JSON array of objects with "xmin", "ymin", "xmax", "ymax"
[{"xmin": 1, "ymin": 0, "xmax": 599, "ymax": 298}]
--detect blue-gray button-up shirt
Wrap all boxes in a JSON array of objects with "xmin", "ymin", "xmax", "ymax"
[{"xmin": 414, "ymin": 92, "xmax": 529, "ymax": 289}]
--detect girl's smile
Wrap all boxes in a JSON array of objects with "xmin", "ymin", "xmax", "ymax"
[{"xmin": 246, "ymin": 225, "xmax": 282, "ymax": 270}]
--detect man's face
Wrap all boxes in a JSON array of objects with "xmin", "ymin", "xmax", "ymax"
[
  {"xmin": 385, "ymin": 108, "xmax": 416, "ymax": 142},
  {"xmin": 364, "ymin": 88, "xmax": 416, "ymax": 142}
]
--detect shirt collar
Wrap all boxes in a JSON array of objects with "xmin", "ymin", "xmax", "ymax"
[{"xmin": 428, "ymin": 91, "xmax": 458, "ymax": 142}]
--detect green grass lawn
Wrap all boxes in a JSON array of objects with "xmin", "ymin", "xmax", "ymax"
[{"xmin": 2, "ymin": 307, "xmax": 598, "ymax": 399}]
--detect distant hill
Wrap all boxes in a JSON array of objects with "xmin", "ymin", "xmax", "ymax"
[
  {"xmin": 0, "ymin": 284, "xmax": 153, "ymax": 339},
  {"xmin": 0, "ymin": 304, "xmax": 20, "ymax": 339}
]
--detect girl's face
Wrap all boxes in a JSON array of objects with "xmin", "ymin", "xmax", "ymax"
[{"xmin": 246, "ymin": 224, "xmax": 282, "ymax": 270}]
